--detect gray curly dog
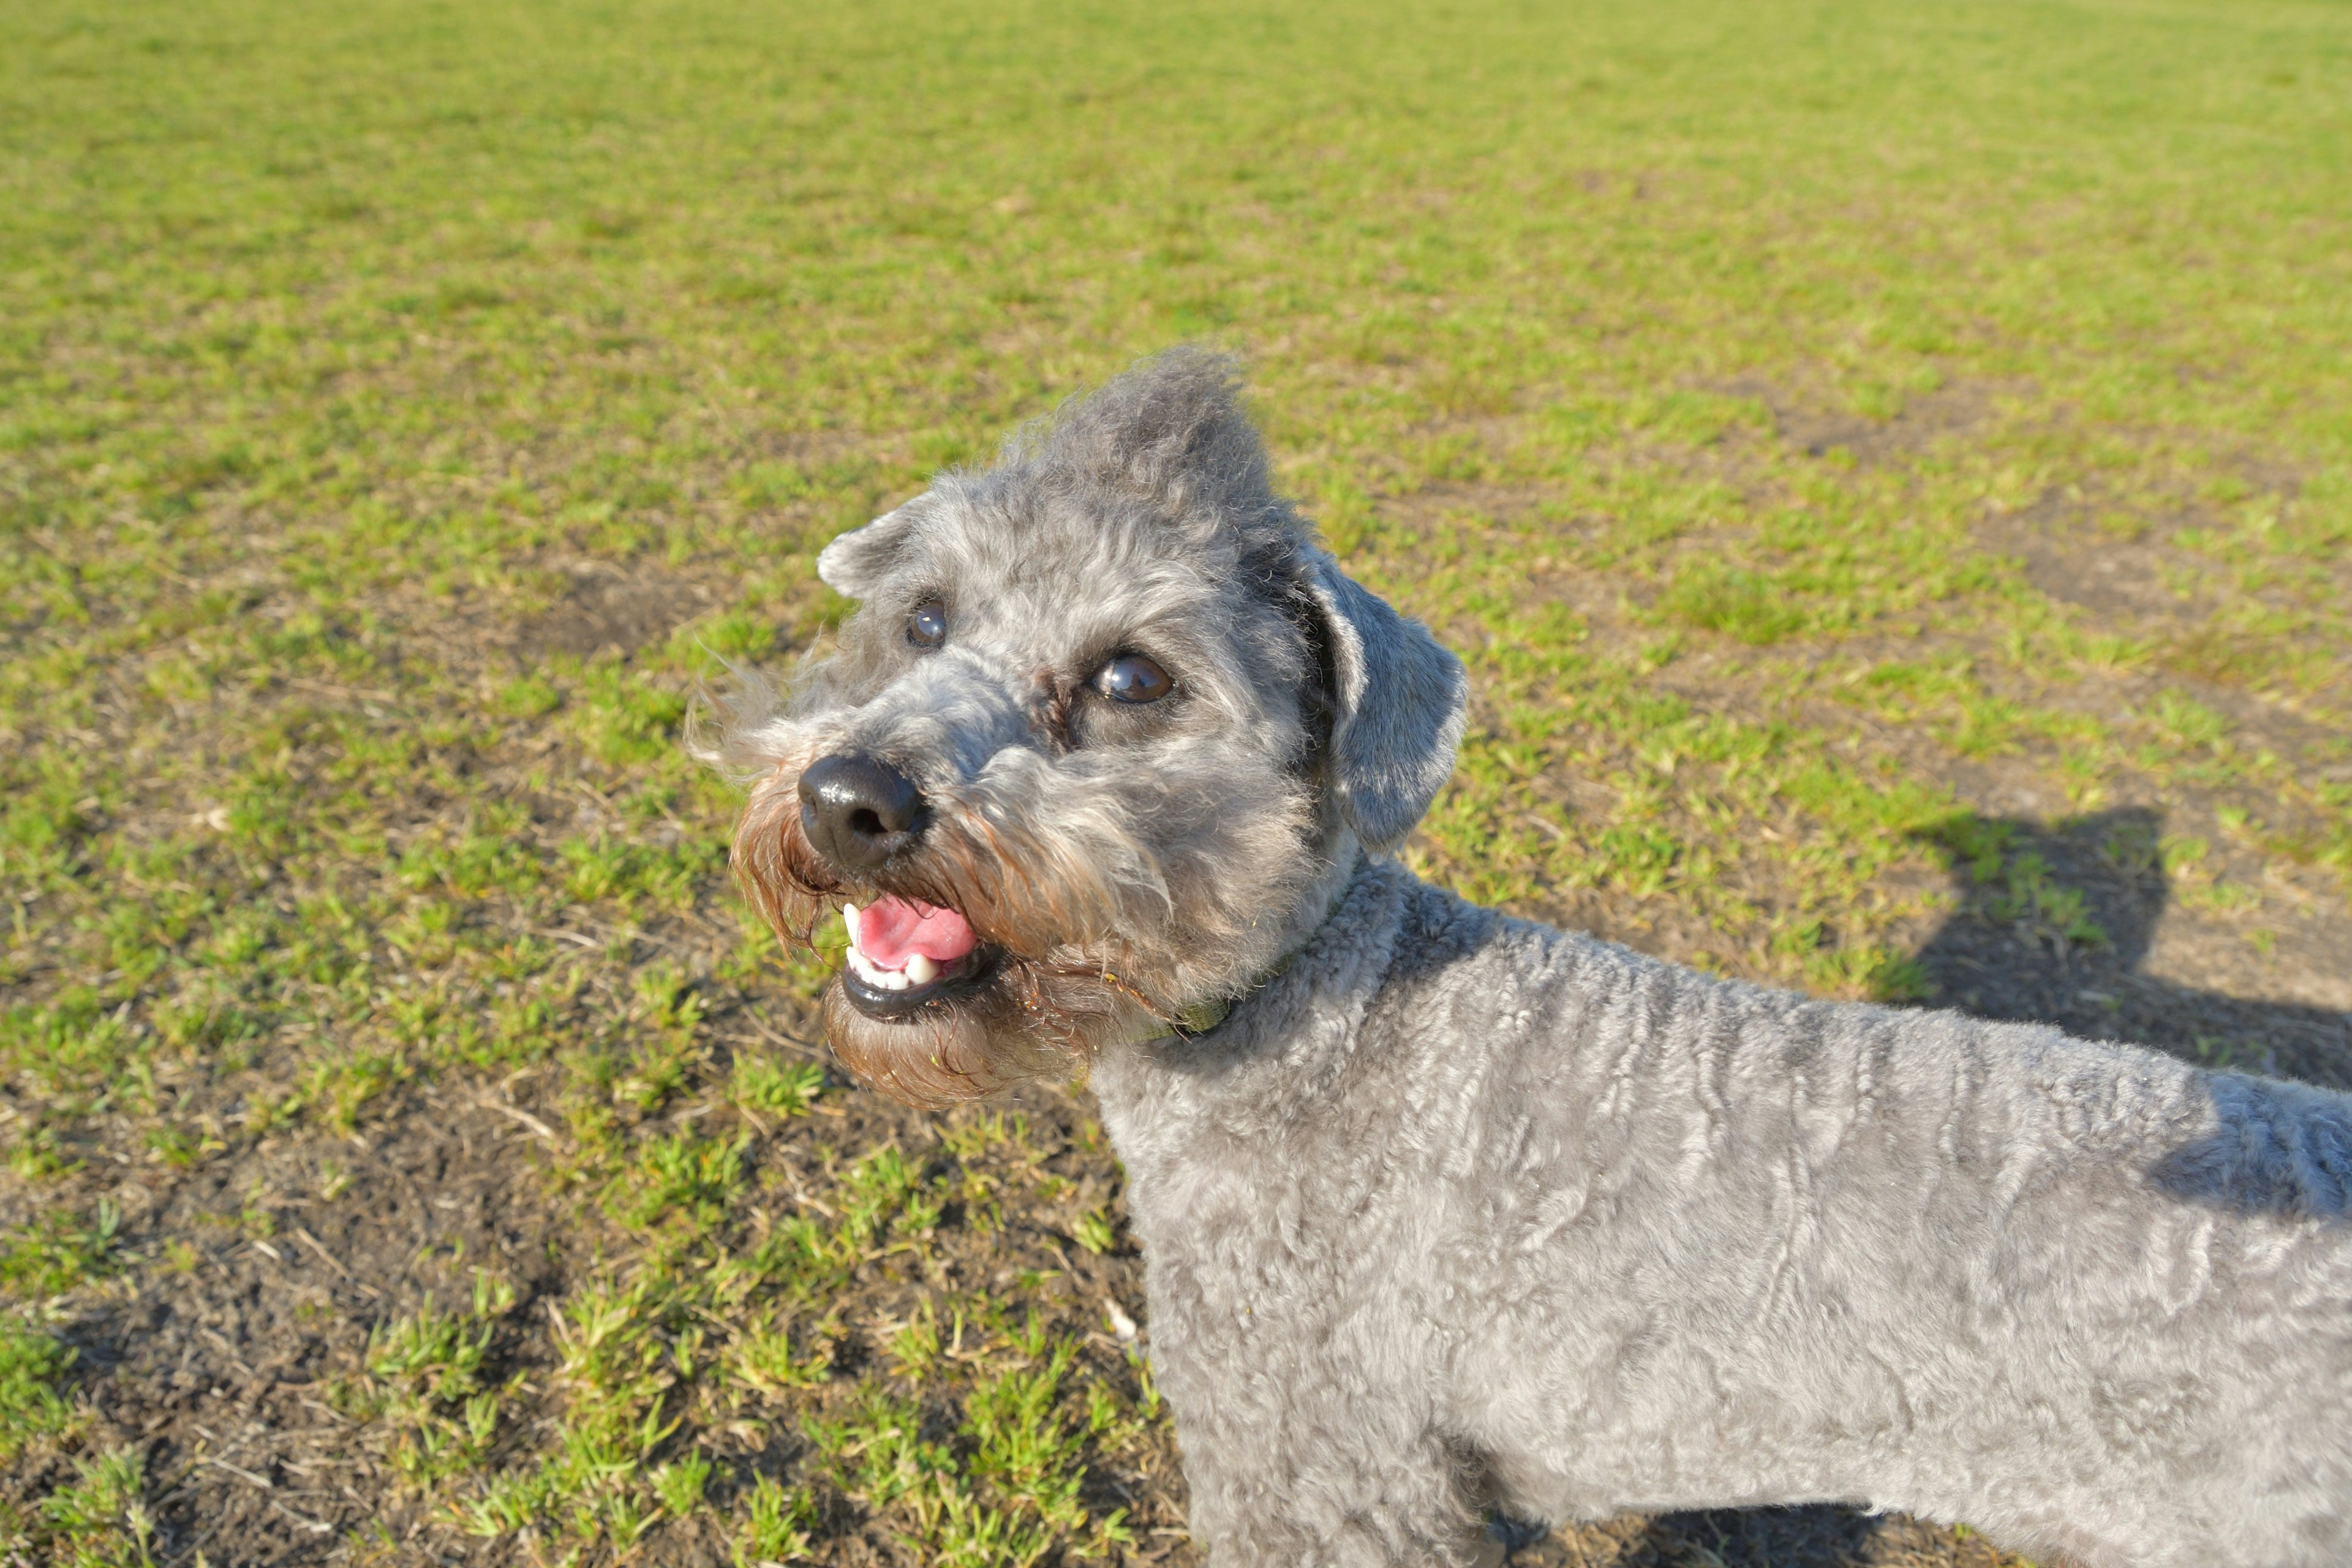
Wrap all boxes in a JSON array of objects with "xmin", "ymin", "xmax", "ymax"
[{"xmin": 706, "ymin": 350, "xmax": 2352, "ymax": 1567}]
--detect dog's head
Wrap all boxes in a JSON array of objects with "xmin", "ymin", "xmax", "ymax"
[{"xmin": 707, "ymin": 349, "xmax": 1465, "ymax": 1105}]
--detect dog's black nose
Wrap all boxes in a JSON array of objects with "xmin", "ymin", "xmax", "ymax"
[{"xmin": 798, "ymin": 753, "xmax": 926, "ymax": 874}]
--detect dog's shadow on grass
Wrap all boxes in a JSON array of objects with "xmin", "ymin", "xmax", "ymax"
[
  {"xmin": 1508, "ymin": 807, "xmax": 2352, "ymax": 1568},
  {"xmin": 1496, "ymin": 1502, "xmax": 1938, "ymax": 1568},
  {"xmin": 1902, "ymin": 805, "xmax": 2351, "ymax": 1087}
]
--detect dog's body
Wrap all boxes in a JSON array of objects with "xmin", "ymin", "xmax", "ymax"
[
  {"xmin": 1102, "ymin": 861, "xmax": 2352, "ymax": 1567},
  {"xmin": 710, "ymin": 350, "xmax": 2352, "ymax": 1566}
]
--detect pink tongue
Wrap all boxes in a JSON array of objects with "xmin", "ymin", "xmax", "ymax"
[{"xmin": 854, "ymin": 895, "xmax": 978, "ymax": 969}]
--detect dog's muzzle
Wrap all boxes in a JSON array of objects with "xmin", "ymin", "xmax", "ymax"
[{"xmin": 797, "ymin": 752, "xmax": 926, "ymax": 875}]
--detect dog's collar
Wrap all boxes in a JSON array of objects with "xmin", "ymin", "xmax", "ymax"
[
  {"xmin": 1168, "ymin": 994, "xmax": 1237, "ymax": 1038},
  {"xmin": 1115, "ymin": 976, "xmax": 1245, "ymax": 1047},
  {"xmin": 1106, "ymin": 970, "xmax": 1251, "ymax": 1048}
]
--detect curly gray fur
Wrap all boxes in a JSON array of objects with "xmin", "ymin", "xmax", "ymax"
[
  {"xmin": 710, "ymin": 349, "xmax": 2352, "ymax": 1565},
  {"xmin": 1100, "ymin": 862, "xmax": 2352, "ymax": 1567}
]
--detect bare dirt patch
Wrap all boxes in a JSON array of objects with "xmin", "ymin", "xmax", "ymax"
[
  {"xmin": 1716, "ymin": 374, "xmax": 2012, "ymax": 466},
  {"xmin": 511, "ymin": 567, "xmax": 718, "ymax": 663},
  {"xmin": 7, "ymin": 1098, "xmax": 570, "ymax": 1562},
  {"xmin": 7, "ymin": 1035, "xmax": 1192, "ymax": 1567}
]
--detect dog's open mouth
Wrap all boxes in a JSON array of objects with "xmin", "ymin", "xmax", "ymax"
[{"xmin": 839, "ymin": 895, "xmax": 999, "ymax": 1017}]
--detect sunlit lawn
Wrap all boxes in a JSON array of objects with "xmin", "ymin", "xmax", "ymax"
[{"xmin": 2, "ymin": 0, "xmax": 2348, "ymax": 1561}]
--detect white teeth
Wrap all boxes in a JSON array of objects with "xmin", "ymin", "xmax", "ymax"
[
  {"xmin": 841, "ymin": 902, "xmax": 861, "ymax": 949},
  {"xmin": 843, "ymin": 940, "xmax": 948, "ymax": 994},
  {"xmin": 846, "ymin": 946, "xmax": 911, "ymax": 990}
]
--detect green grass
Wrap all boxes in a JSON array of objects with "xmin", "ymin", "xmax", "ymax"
[
  {"xmin": 0, "ymin": 1313, "xmax": 77, "ymax": 1462},
  {"xmin": 2, "ymin": 0, "xmax": 2349, "ymax": 1560}
]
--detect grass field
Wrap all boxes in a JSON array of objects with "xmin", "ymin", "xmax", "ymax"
[{"xmin": 3, "ymin": 0, "xmax": 2350, "ymax": 1561}]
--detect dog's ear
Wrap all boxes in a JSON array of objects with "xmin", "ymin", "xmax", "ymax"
[
  {"xmin": 815, "ymin": 502, "xmax": 923, "ymax": 598},
  {"xmin": 1302, "ymin": 552, "xmax": 1468, "ymax": 853}
]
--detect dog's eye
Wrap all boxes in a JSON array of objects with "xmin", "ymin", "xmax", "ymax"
[
  {"xmin": 1095, "ymin": 652, "xmax": 1173, "ymax": 704},
  {"xmin": 907, "ymin": 600, "xmax": 947, "ymax": 649}
]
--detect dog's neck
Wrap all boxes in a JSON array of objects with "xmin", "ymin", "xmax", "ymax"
[
  {"xmin": 1261, "ymin": 827, "xmax": 1370, "ymax": 981},
  {"xmin": 1131, "ymin": 832, "xmax": 1368, "ymax": 1044},
  {"xmin": 1093, "ymin": 859, "xmax": 1420, "ymax": 1142}
]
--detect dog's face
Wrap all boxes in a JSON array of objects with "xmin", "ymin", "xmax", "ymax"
[{"xmin": 712, "ymin": 351, "xmax": 1465, "ymax": 1106}]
